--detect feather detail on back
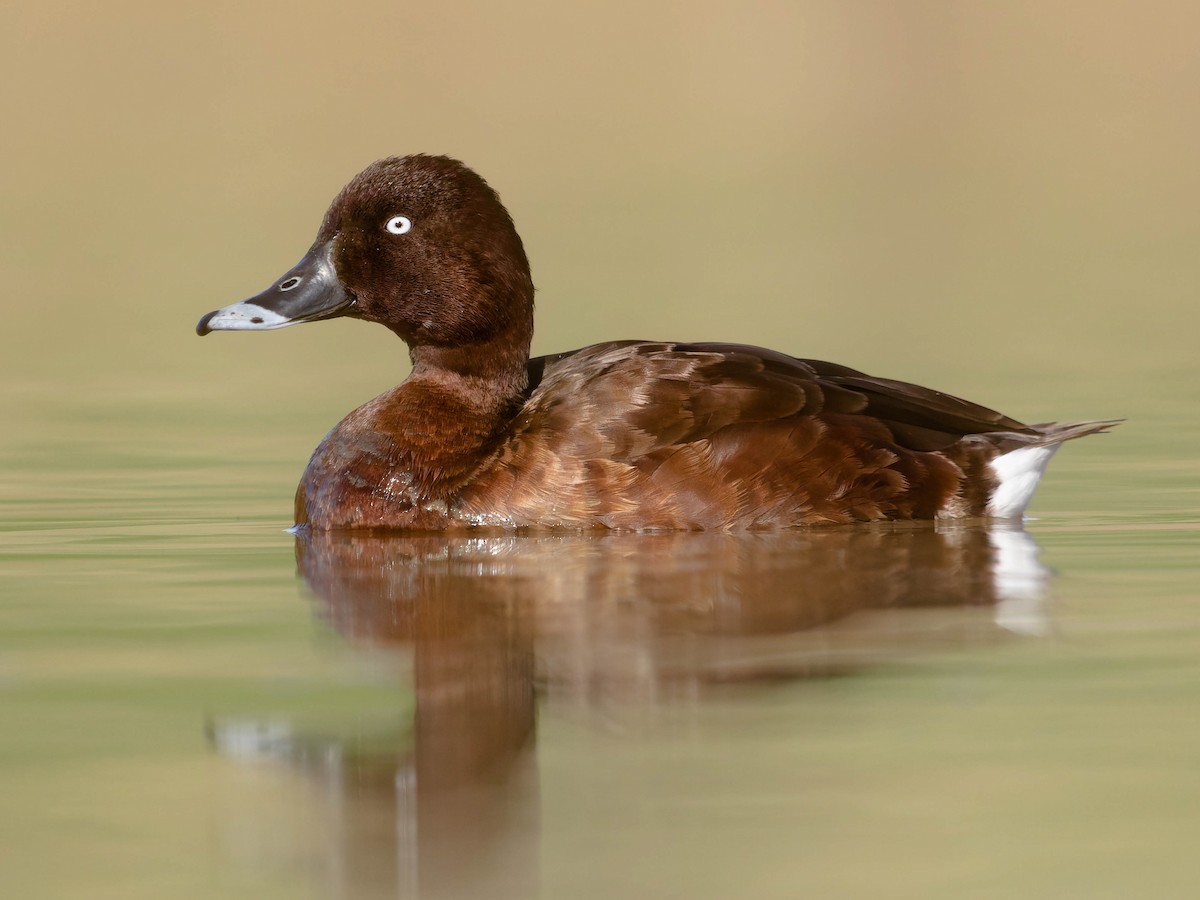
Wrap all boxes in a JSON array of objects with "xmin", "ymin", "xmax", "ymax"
[{"xmin": 450, "ymin": 343, "xmax": 1116, "ymax": 529}]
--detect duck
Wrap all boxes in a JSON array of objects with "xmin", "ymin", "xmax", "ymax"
[{"xmin": 196, "ymin": 155, "xmax": 1118, "ymax": 531}]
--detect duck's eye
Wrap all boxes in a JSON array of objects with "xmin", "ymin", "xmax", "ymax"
[{"xmin": 385, "ymin": 215, "xmax": 412, "ymax": 235}]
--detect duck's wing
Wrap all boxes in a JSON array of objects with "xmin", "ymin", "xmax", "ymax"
[
  {"xmin": 458, "ymin": 342, "xmax": 1107, "ymax": 528},
  {"xmin": 522, "ymin": 341, "xmax": 1033, "ymax": 455},
  {"xmin": 458, "ymin": 341, "xmax": 1034, "ymax": 528}
]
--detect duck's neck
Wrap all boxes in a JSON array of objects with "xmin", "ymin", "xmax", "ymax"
[
  {"xmin": 388, "ymin": 325, "xmax": 532, "ymax": 494},
  {"xmin": 408, "ymin": 327, "xmax": 531, "ymax": 402}
]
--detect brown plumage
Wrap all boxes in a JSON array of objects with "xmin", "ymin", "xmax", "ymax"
[{"xmin": 196, "ymin": 155, "xmax": 1119, "ymax": 531}]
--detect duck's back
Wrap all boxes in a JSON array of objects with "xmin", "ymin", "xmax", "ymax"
[{"xmin": 451, "ymin": 341, "xmax": 1104, "ymax": 530}]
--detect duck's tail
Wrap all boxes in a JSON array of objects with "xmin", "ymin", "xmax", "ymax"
[{"xmin": 985, "ymin": 419, "xmax": 1123, "ymax": 518}]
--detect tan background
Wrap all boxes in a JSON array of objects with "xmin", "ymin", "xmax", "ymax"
[{"xmin": 4, "ymin": 1, "xmax": 1196, "ymax": 430}]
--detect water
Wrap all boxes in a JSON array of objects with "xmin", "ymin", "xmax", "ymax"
[
  {"xmin": 4, "ymin": 4, "xmax": 1199, "ymax": 894},
  {"xmin": 2, "ymin": 385, "xmax": 1197, "ymax": 899}
]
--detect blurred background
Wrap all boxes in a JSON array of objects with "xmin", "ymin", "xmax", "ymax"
[
  {"xmin": 2, "ymin": 2, "xmax": 1198, "ymax": 898},
  {"xmin": 4, "ymin": 0, "xmax": 1196, "ymax": 424}
]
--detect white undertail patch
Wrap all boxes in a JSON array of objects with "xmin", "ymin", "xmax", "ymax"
[{"xmin": 987, "ymin": 444, "xmax": 1061, "ymax": 518}]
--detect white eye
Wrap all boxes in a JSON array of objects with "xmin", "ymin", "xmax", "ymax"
[{"xmin": 385, "ymin": 215, "xmax": 412, "ymax": 235}]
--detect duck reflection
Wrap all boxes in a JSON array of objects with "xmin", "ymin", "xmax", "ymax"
[
  {"xmin": 211, "ymin": 523, "xmax": 1050, "ymax": 898},
  {"xmin": 302, "ymin": 523, "xmax": 1051, "ymax": 698}
]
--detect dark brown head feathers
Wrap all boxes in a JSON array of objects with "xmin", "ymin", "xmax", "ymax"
[{"xmin": 323, "ymin": 156, "xmax": 534, "ymax": 364}]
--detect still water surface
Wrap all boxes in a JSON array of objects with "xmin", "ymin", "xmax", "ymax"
[
  {"xmin": 2, "ymin": 389, "xmax": 1197, "ymax": 899},
  {"xmin": 4, "ymin": 2, "xmax": 1199, "ymax": 896}
]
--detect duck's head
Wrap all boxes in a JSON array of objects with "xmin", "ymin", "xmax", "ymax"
[{"xmin": 197, "ymin": 155, "xmax": 535, "ymax": 372}]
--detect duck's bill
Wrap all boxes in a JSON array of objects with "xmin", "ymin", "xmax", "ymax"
[{"xmin": 196, "ymin": 241, "xmax": 354, "ymax": 336}]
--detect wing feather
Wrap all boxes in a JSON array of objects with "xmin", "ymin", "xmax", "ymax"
[{"xmin": 520, "ymin": 341, "xmax": 1031, "ymax": 456}]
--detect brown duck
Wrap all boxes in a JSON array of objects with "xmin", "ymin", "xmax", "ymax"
[{"xmin": 197, "ymin": 155, "xmax": 1118, "ymax": 531}]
